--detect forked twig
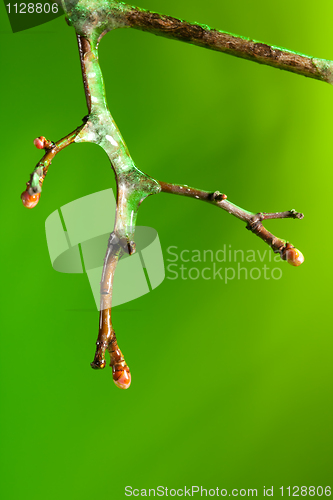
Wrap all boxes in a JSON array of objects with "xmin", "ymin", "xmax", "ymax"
[
  {"xmin": 21, "ymin": 0, "xmax": 312, "ymax": 388},
  {"xmin": 90, "ymin": 234, "xmax": 131, "ymax": 388},
  {"xmin": 158, "ymin": 182, "xmax": 304, "ymax": 264},
  {"xmin": 21, "ymin": 125, "xmax": 84, "ymax": 207}
]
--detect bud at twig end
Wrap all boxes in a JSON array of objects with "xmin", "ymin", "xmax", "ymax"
[
  {"xmin": 280, "ymin": 243, "xmax": 304, "ymax": 267},
  {"xmin": 113, "ymin": 367, "xmax": 131, "ymax": 389},
  {"xmin": 21, "ymin": 191, "xmax": 40, "ymax": 209}
]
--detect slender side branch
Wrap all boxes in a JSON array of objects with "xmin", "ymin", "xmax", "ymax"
[
  {"xmin": 21, "ymin": 124, "xmax": 85, "ymax": 208},
  {"xmin": 158, "ymin": 181, "xmax": 304, "ymax": 266},
  {"xmin": 91, "ymin": 233, "xmax": 131, "ymax": 389},
  {"xmin": 123, "ymin": 5, "xmax": 333, "ymax": 84},
  {"xmin": 260, "ymin": 210, "xmax": 304, "ymax": 221}
]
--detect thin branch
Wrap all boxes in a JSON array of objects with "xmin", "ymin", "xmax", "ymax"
[
  {"xmin": 122, "ymin": 5, "xmax": 333, "ymax": 84},
  {"xmin": 91, "ymin": 233, "xmax": 131, "ymax": 389},
  {"xmin": 260, "ymin": 210, "xmax": 304, "ymax": 221},
  {"xmin": 158, "ymin": 181, "xmax": 304, "ymax": 265},
  {"xmin": 21, "ymin": 124, "xmax": 85, "ymax": 208},
  {"xmin": 63, "ymin": 0, "xmax": 333, "ymax": 83}
]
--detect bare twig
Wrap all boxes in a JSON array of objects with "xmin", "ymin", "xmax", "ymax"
[
  {"xmin": 123, "ymin": 5, "xmax": 333, "ymax": 84},
  {"xmin": 91, "ymin": 234, "xmax": 131, "ymax": 388},
  {"xmin": 63, "ymin": 0, "xmax": 333, "ymax": 83},
  {"xmin": 158, "ymin": 181, "xmax": 304, "ymax": 264},
  {"xmin": 21, "ymin": 0, "xmax": 307, "ymax": 388},
  {"xmin": 21, "ymin": 124, "xmax": 84, "ymax": 208}
]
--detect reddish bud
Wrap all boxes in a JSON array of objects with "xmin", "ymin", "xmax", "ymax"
[
  {"xmin": 33, "ymin": 136, "xmax": 47, "ymax": 149},
  {"xmin": 286, "ymin": 247, "xmax": 304, "ymax": 267},
  {"xmin": 113, "ymin": 367, "xmax": 131, "ymax": 389},
  {"xmin": 21, "ymin": 190, "xmax": 40, "ymax": 209},
  {"xmin": 281, "ymin": 243, "xmax": 304, "ymax": 266}
]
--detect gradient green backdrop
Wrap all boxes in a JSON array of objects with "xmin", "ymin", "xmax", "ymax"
[{"xmin": 1, "ymin": 0, "xmax": 332, "ymax": 498}]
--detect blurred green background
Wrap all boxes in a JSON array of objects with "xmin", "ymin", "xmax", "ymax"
[{"xmin": 1, "ymin": 0, "xmax": 332, "ymax": 498}]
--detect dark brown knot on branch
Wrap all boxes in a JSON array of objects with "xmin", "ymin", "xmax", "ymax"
[
  {"xmin": 288, "ymin": 209, "xmax": 304, "ymax": 219},
  {"xmin": 120, "ymin": 239, "xmax": 136, "ymax": 255},
  {"xmin": 210, "ymin": 191, "xmax": 227, "ymax": 202},
  {"xmin": 246, "ymin": 214, "xmax": 263, "ymax": 231}
]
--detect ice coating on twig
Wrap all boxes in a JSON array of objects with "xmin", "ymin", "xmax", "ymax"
[
  {"xmin": 73, "ymin": 33, "xmax": 160, "ymax": 240},
  {"xmin": 21, "ymin": 0, "xmax": 308, "ymax": 389},
  {"xmin": 62, "ymin": 0, "xmax": 129, "ymax": 41}
]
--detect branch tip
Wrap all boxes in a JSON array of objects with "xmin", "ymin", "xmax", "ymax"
[
  {"xmin": 280, "ymin": 243, "xmax": 305, "ymax": 267},
  {"xmin": 21, "ymin": 125, "xmax": 84, "ymax": 209}
]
